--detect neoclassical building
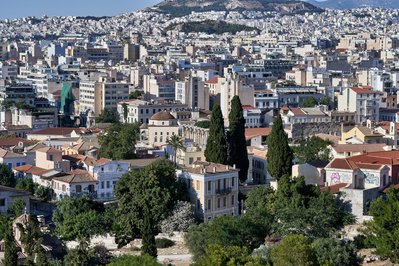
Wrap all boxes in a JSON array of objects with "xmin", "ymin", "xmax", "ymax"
[{"xmin": 180, "ymin": 124, "xmax": 210, "ymax": 151}]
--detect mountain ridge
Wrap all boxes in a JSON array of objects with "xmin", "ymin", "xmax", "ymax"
[
  {"xmin": 149, "ymin": 0, "xmax": 324, "ymax": 17},
  {"xmin": 307, "ymin": 0, "xmax": 399, "ymax": 9}
]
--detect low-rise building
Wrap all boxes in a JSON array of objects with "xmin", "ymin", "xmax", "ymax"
[{"xmin": 177, "ymin": 162, "xmax": 239, "ymax": 221}]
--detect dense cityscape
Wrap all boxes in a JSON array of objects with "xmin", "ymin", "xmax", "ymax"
[{"xmin": 1, "ymin": 0, "xmax": 399, "ymax": 265}]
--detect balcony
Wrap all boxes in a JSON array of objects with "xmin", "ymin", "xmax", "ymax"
[{"xmin": 216, "ymin": 187, "xmax": 232, "ymax": 195}]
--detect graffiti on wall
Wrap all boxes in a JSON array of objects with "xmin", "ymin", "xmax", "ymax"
[
  {"xmin": 364, "ymin": 171, "xmax": 379, "ymax": 186},
  {"xmin": 328, "ymin": 172, "xmax": 352, "ymax": 184}
]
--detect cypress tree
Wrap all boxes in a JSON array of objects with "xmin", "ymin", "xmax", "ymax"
[
  {"xmin": 204, "ymin": 104, "xmax": 227, "ymax": 164},
  {"xmin": 4, "ymin": 223, "xmax": 18, "ymax": 266},
  {"xmin": 267, "ymin": 115, "xmax": 293, "ymax": 180},
  {"xmin": 227, "ymin": 96, "xmax": 249, "ymax": 183},
  {"xmin": 141, "ymin": 206, "xmax": 157, "ymax": 257}
]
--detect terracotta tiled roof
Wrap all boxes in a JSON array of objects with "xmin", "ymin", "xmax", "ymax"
[
  {"xmin": 332, "ymin": 144, "xmax": 386, "ymax": 153},
  {"xmin": 29, "ymin": 127, "xmax": 76, "ymax": 136},
  {"xmin": 206, "ymin": 76, "xmax": 219, "ymax": 84},
  {"xmin": 0, "ymin": 148, "xmax": 25, "ymax": 158},
  {"xmin": 36, "ymin": 147, "xmax": 61, "ymax": 154},
  {"xmin": 53, "ymin": 171, "xmax": 96, "ymax": 184},
  {"xmin": 0, "ymin": 138, "xmax": 33, "ymax": 147},
  {"xmin": 184, "ymin": 161, "xmax": 239, "ymax": 175},
  {"xmin": 150, "ymin": 111, "xmax": 175, "ymax": 121},
  {"xmin": 242, "ymin": 105, "xmax": 256, "ymax": 110},
  {"xmin": 290, "ymin": 108, "xmax": 306, "ymax": 116},
  {"xmin": 351, "ymin": 87, "xmax": 383, "ymax": 94},
  {"xmin": 14, "ymin": 164, "xmax": 52, "ymax": 176},
  {"xmin": 327, "ymin": 158, "xmax": 359, "ymax": 170},
  {"xmin": 245, "ymin": 128, "xmax": 272, "ymax": 140}
]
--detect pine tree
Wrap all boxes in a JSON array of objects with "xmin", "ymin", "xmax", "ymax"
[
  {"xmin": 227, "ymin": 96, "xmax": 249, "ymax": 183},
  {"xmin": 267, "ymin": 115, "xmax": 293, "ymax": 180},
  {"xmin": 205, "ymin": 104, "xmax": 227, "ymax": 164},
  {"xmin": 141, "ymin": 206, "xmax": 157, "ymax": 257},
  {"xmin": 4, "ymin": 223, "xmax": 18, "ymax": 266}
]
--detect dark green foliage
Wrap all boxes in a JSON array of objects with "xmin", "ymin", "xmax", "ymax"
[
  {"xmin": 0, "ymin": 163, "xmax": 16, "ymax": 187},
  {"xmin": 114, "ymin": 159, "xmax": 182, "ymax": 248},
  {"xmin": 273, "ymin": 176, "xmax": 353, "ymax": 238},
  {"xmin": 166, "ymin": 134, "xmax": 185, "ymax": 166},
  {"xmin": 271, "ymin": 234, "xmax": 317, "ymax": 266},
  {"xmin": 122, "ymin": 103, "xmax": 128, "ymax": 122},
  {"xmin": 0, "ymin": 215, "xmax": 9, "ymax": 240},
  {"xmin": 16, "ymin": 177, "xmax": 35, "ymax": 194},
  {"xmin": 177, "ymin": 20, "xmax": 258, "ymax": 34},
  {"xmin": 194, "ymin": 120, "xmax": 211, "ymax": 129},
  {"xmin": 294, "ymin": 136, "xmax": 332, "ymax": 164},
  {"xmin": 99, "ymin": 122, "xmax": 139, "ymax": 160},
  {"xmin": 3, "ymin": 222, "xmax": 18, "ymax": 266},
  {"xmin": 35, "ymin": 238, "xmax": 49, "ymax": 266},
  {"xmin": 319, "ymin": 97, "xmax": 331, "ymax": 107},
  {"xmin": 227, "ymin": 96, "xmax": 249, "ymax": 183},
  {"xmin": 364, "ymin": 187, "xmax": 399, "ymax": 262},
  {"xmin": 64, "ymin": 239, "xmax": 90, "ymax": 266},
  {"xmin": 195, "ymin": 244, "xmax": 262, "ymax": 266},
  {"xmin": 52, "ymin": 195, "xmax": 111, "ymax": 241},
  {"xmin": 312, "ymin": 238, "xmax": 361, "ymax": 266},
  {"xmin": 267, "ymin": 115, "xmax": 293, "ymax": 179},
  {"xmin": 185, "ymin": 215, "xmax": 268, "ymax": 260},
  {"xmin": 353, "ymin": 234, "xmax": 374, "ymax": 249},
  {"xmin": 205, "ymin": 104, "xmax": 227, "ymax": 164},
  {"xmin": 301, "ymin": 96, "xmax": 317, "ymax": 107},
  {"xmin": 8, "ymin": 198, "xmax": 26, "ymax": 217},
  {"xmin": 96, "ymin": 107, "xmax": 120, "ymax": 123},
  {"xmin": 155, "ymin": 238, "xmax": 175, "ymax": 249},
  {"xmin": 16, "ymin": 215, "xmax": 43, "ymax": 260},
  {"xmin": 141, "ymin": 207, "xmax": 157, "ymax": 257},
  {"xmin": 107, "ymin": 254, "xmax": 161, "ymax": 266},
  {"xmin": 129, "ymin": 90, "xmax": 143, "ymax": 99}
]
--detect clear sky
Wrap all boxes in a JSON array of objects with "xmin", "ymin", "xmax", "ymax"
[{"xmin": 0, "ymin": 0, "xmax": 162, "ymax": 19}]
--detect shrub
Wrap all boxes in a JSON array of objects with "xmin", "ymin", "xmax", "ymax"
[{"xmin": 155, "ymin": 238, "xmax": 175, "ymax": 249}]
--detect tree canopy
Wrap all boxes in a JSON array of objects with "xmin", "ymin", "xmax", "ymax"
[
  {"xmin": 107, "ymin": 254, "xmax": 161, "ymax": 266},
  {"xmin": 227, "ymin": 96, "xmax": 249, "ymax": 183},
  {"xmin": 294, "ymin": 136, "xmax": 332, "ymax": 164},
  {"xmin": 364, "ymin": 187, "xmax": 399, "ymax": 262},
  {"xmin": 96, "ymin": 107, "xmax": 120, "ymax": 123},
  {"xmin": 52, "ymin": 195, "xmax": 112, "ymax": 241},
  {"xmin": 205, "ymin": 104, "xmax": 227, "ymax": 164},
  {"xmin": 0, "ymin": 163, "xmax": 16, "ymax": 187},
  {"xmin": 267, "ymin": 115, "xmax": 293, "ymax": 179},
  {"xmin": 301, "ymin": 97, "xmax": 317, "ymax": 108},
  {"xmin": 99, "ymin": 122, "xmax": 139, "ymax": 160},
  {"xmin": 113, "ymin": 159, "xmax": 185, "ymax": 249}
]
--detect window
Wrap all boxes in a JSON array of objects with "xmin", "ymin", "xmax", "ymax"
[
  {"xmin": 217, "ymin": 180, "xmax": 221, "ymax": 190},
  {"xmin": 0, "ymin": 198, "xmax": 5, "ymax": 206},
  {"xmin": 231, "ymin": 195, "xmax": 235, "ymax": 205},
  {"xmin": 223, "ymin": 178, "xmax": 226, "ymax": 189},
  {"xmin": 223, "ymin": 197, "xmax": 226, "ymax": 207},
  {"xmin": 207, "ymin": 199, "xmax": 211, "ymax": 210},
  {"xmin": 62, "ymin": 184, "xmax": 66, "ymax": 192},
  {"xmin": 7, "ymin": 163, "xmax": 12, "ymax": 169},
  {"xmin": 208, "ymin": 181, "xmax": 211, "ymax": 191},
  {"xmin": 49, "ymin": 155, "xmax": 53, "ymax": 161},
  {"xmin": 197, "ymin": 199, "xmax": 201, "ymax": 210},
  {"xmin": 107, "ymin": 181, "xmax": 110, "ymax": 188},
  {"xmin": 217, "ymin": 198, "xmax": 220, "ymax": 208},
  {"xmin": 76, "ymin": 185, "xmax": 82, "ymax": 193}
]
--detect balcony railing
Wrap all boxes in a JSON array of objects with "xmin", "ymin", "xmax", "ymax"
[{"xmin": 216, "ymin": 187, "xmax": 232, "ymax": 195}]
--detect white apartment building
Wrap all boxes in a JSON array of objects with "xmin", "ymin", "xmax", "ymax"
[
  {"xmin": 117, "ymin": 99, "xmax": 188, "ymax": 124},
  {"xmin": 79, "ymin": 78, "xmax": 129, "ymax": 116},
  {"xmin": 242, "ymin": 105, "xmax": 262, "ymax": 128},
  {"xmin": 143, "ymin": 74, "xmax": 175, "ymax": 100},
  {"xmin": 175, "ymin": 76, "xmax": 209, "ymax": 110},
  {"xmin": 177, "ymin": 162, "xmax": 239, "ymax": 221},
  {"xmin": 337, "ymin": 86, "xmax": 382, "ymax": 124}
]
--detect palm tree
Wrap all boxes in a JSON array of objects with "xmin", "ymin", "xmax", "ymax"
[{"xmin": 167, "ymin": 134, "xmax": 186, "ymax": 167}]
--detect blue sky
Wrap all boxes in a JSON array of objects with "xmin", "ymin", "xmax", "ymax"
[{"xmin": 0, "ymin": 0, "xmax": 161, "ymax": 19}]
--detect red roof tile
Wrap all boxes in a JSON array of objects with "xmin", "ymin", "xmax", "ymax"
[
  {"xmin": 245, "ymin": 128, "xmax": 272, "ymax": 140},
  {"xmin": 351, "ymin": 87, "xmax": 383, "ymax": 94}
]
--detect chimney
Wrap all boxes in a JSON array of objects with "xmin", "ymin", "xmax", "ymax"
[
  {"xmin": 233, "ymin": 164, "xmax": 236, "ymax": 169},
  {"xmin": 213, "ymin": 166, "xmax": 216, "ymax": 173}
]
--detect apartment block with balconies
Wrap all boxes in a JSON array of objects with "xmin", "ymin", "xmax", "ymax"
[{"xmin": 177, "ymin": 162, "xmax": 239, "ymax": 221}]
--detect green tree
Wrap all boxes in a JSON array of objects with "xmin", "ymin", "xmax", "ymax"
[
  {"xmin": 312, "ymin": 238, "xmax": 360, "ymax": 266},
  {"xmin": 364, "ymin": 187, "xmax": 399, "ymax": 262},
  {"xmin": 3, "ymin": 222, "xmax": 19, "ymax": 266},
  {"xmin": 34, "ymin": 185, "xmax": 53, "ymax": 202},
  {"xmin": 96, "ymin": 107, "xmax": 120, "ymax": 123},
  {"xmin": 129, "ymin": 90, "xmax": 143, "ymax": 100},
  {"xmin": 194, "ymin": 120, "xmax": 210, "ymax": 129},
  {"xmin": 195, "ymin": 244, "xmax": 262, "ymax": 266},
  {"xmin": 64, "ymin": 239, "xmax": 90, "ymax": 266},
  {"xmin": 227, "ymin": 96, "xmax": 249, "ymax": 183},
  {"xmin": 0, "ymin": 163, "xmax": 16, "ymax": 187},
  {"xmin": 16, "ymin": 178, "xmax": 35, "ymax": 194},
  {"xmin": 267, "ymin": 115, "xmax": 293, "ymax": 179},
  {"xmin": 16, "ymin": 215, "xmax": 43, "ymax": 260},
  {"xmin": 35, "ymin": 238, "xmax": 49, "ymax": 266},
  {"xmin": 271, "ymin": 234, "xmax": 317, "ymax": 266},
  {"xmin": 107, "ymin": 254, "xmax": 161, "ymax": 266},
  {"xmin": 141, "ymin": 206, "xmax": 157, "ymax": 257},
  {"xmin": 121, "ymin": 103, "xmax": 128, "ymax": 123},
  {"xmin": 52, "ymin": 195, "xmax": 111, "ymax": 241},
  {"xmin": 8, "ymin": 198, "xmax": 26, "ymax": 217},
  {"xmin": 114, "ymin": 159, "xmax": 183, "ymax": 247},
  {"xmin": 294, "ymin": 136, "xmax": 331, "ymax": 164},
  {"xmin": 99, "ymin": 123, "xmax": 139, "ymax": 160},
  {"xmin": 301, "ymin": 97, "xmax": 317, "ymax": 108},
  {"xmin": 205, "ymin": 104, "xmax": 227, "ymax": 164},
  {"xmin": 166, "ymin": 134, "xmax": 186, "ymax": 166}
]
